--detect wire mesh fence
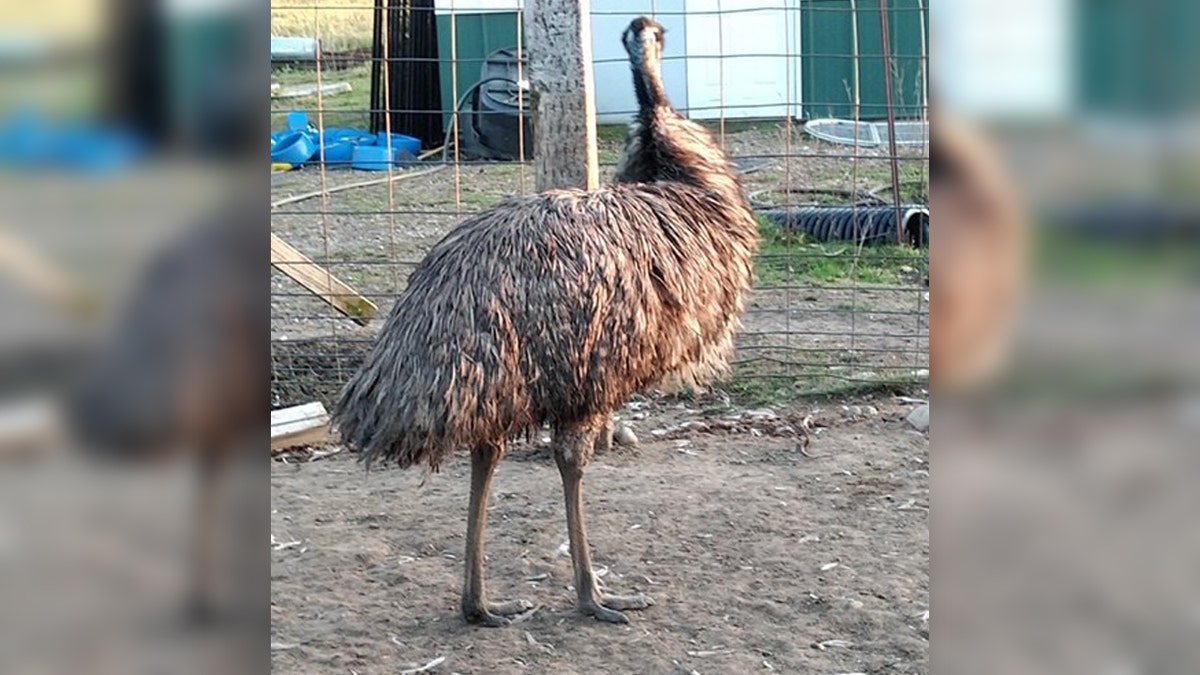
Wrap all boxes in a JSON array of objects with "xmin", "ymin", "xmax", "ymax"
[{"xmin": 269, "ymin": 0, "xmax": 929, "ymax": 409}]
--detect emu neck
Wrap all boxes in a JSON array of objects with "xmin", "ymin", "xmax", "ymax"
[{"xmin": 632, "ymin": 57, "xmax": 668, "ymax": 114}]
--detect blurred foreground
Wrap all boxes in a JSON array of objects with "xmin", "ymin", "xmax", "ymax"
[
  {"xmin": 0, "ymin": 0, "xmax": 266, "ymax": 673},
  {"xmin": 936, "ymin": 0, "xmax": 1200, "ymax": 672}
]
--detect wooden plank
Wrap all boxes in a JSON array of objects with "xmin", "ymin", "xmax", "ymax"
[
  {"xmin": 0, "ymin": 397, "xmax": 62, "ymax": 457},
  {"xmin": 270, "ymin": 232, "xmax": 377, "ymax": 325},
  {"xmin": 272, "ymin": 425, "xmax": 330, "ymax": 451},
  {"xmin": 271, "ymin": 401, "xmax": 330, "ymax": 450},
  {"xmin": 0, "ymin": 229, "xmax": 98, "ymax": 320},
  {"xmin": 273, "ymin": 81, "xmax": 352, "ymax": 99},
  {"xmin": 526, "ymin": 0, "xmax": 599, "ymax": 192}
]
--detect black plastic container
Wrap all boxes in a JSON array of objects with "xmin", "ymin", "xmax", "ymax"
[{"xmin": 458, "ymin": 48, "xmax": 534, "ymax": 161}]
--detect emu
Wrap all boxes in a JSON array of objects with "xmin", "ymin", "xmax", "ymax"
[
  {"xmin": 66, "ymin": 200, "xmax": 262, "ymax": 623},
  {"xmin": 333, "ymin": 16, "xmax": 759, "ymax": 626}
]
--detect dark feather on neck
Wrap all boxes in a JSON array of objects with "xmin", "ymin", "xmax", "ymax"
[
  {"xmin": 631, "ymin": 38, "xmax": 667, "ymax": 114},
  {"xmin": 632, "ymin": 66, "xmax": 662, "ymax": 113}
]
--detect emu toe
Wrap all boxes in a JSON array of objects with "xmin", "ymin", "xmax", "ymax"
[
  {"xmin": 600, "ymin": 592, "xmax": 654, "ymax": 611},
  {"xmin": 463, "ymin": 598, "xmax": 534, "ymax": 627},
  {"xmin": 580, "ymin": 592, "xmax": 654, "ymax": 623}
]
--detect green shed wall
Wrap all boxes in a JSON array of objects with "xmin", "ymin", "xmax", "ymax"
[
  {"xmin": 435, "ymin": 12, "xmax": 522, "ymax": 129},
  {"xmin": 800, "ymin": 0, "xmax": 927, "ymax": 120}
]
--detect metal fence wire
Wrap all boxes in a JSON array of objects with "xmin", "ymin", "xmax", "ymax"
[{"xmin": 269, "ymin": 0, "xmax": 929, "ymax": 409}]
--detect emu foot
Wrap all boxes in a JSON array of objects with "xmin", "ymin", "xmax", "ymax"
[
  {"xmin": 462, "ymin": 598, "xmax": 534, "ymax": 627},
  {"xmin": 580, "ymin": 592, "xmax": 654, "ymax": 624}
]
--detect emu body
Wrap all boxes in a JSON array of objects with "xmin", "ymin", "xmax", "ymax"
[
  {"xmin": 337, "ymin": 184, "xmax": 755, "ymax": 471},
  {"xmin": 333, "ymin": 16, "xmax": 759, "ymax": 626}
]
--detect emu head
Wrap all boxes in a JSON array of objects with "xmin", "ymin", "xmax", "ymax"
[{"xmin": 621, "ymin": 16, "xmax": 665, "ymax": 71}]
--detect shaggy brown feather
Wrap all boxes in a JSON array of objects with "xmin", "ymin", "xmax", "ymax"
[
  {"xmin": 334, "ymin": 182, "xmax": 757, "ymax": 470},
  {"xmin": 335, "ymin": 15, "xmax": 760, "ymax": 473}
]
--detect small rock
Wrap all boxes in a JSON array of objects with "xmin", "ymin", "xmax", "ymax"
[
  {"xmin": 906, "ymin": 404, "xmax": 930, "ymax": 432},
  {"xmin": 613, "ymin": 423, "xmax": 639, "ymax": 447}
]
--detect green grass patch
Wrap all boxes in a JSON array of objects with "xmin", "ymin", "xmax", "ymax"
[
  {"xmin": 703, "ymin": 119, "xmax": 780, "ymax": 136},
  {"xmin": 1034, "ymin": 227, "xmax": 1200, "ymax": 287},
  {"xmin": 852, "ymin": 159, "xmax": 928, "ymax": 204},
  {"xmin": 272, "ymin": 63, "xmax": 374, "ymax": 132},
  {"xmin": 596, "ymin": 124, "xmax": 629, "ymax": 146},
  {"xmin": 598, "ymin": 148, "xmax": 622, "ymax": 164},
  {"xmin": 754, "ymin": 215, "xmax": 927, "ymax": 286},
  {"xmin": 725, "ymin": 373, "xmax": 925, "ymax": 406},
  {"xmin": 487, "ymin": 164, "xmax": 521, "ymax": 178},
  {"xmin": 459, "ymin": 192, "xmax": 507, "ymax": 209}
]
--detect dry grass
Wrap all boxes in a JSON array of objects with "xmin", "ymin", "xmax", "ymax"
[{"xmin": 271, "ymin": 0, "xmax": 376, "ymax": 52}]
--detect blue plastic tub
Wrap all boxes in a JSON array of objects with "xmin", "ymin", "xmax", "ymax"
[
  {"xmin": 55, "ymin": 127, "xmax": 143, "ymax": 171},
  {"xmin": 352, "ymin": 144, "xmax": 393, "ymax": 170},
  {"xmin": 0, "ymin": 110, "xmax": 143, "ymax": 171},
  {"xmin": 324, "ymin": 127, "xmax": 375, "ymax": 145},
  {"xmin": 287, "ymin": 111, "xmax": 311, "ymax": 131},
  {"xmin": 375, "ymin": 131, "xmax": 420, "ymax": 156},
  {"xmin": 271, "ymin": 131, "xmax": 317, "ymax": 164},
  {"xmin": 319, "ymin": 141, "xmax": 356, "ymax": 164},
  {"xmin": 318, "ymin": 127, "xmax": 376, "ymax": 167}
]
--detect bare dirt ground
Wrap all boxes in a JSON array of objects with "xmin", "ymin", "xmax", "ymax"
[
  {"xmin": 270, "ymin": 395, "xmax": 929, "ymax": 674},
  {"xmin": 270, "ymin": 122, "xmax": 929, "ymax": 672}
]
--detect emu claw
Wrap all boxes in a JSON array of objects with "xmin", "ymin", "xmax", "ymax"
[
  {"xmin": 463, "ymin": 598, "xmax": 533, "ymax": 627},
  {"xmin": 580, "ymin": 592, "xmax": 654, "ymax": 623},
  {"xmin": 600, "ymin": 592, "xmax": 654, "ymax": 611},
  {"xmin": 489, "ymin": 598, "xmax": 535, "ymax": 616}
]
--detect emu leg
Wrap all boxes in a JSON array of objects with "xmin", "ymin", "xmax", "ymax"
[
  {"xmin": 594, "ymin": 417, "xmax": 613, "ymax": 454},
  {"xmin": 462, "ymin": 442, "xmax": 532, "ymax": 626},
  {"xmin": 186, "ymin": 448, "xmax": 220, "ymax": 624},
  {"xmin": 554, "ymin": 425, "xmax": 654, "ymax": 624}
]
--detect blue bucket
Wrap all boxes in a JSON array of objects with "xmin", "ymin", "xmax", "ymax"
[
  {"xmin": 319, "ymin": 141, "xmax": 356, "ymax": 165},
  {"xmin": 352, "ymin": 144, "xmax": 393, "ymax": 170},
  {"xmin": 324, "ymin": 127, "xmax": 375, "ymax": 145},
  {"xmin": 319, "ymin": 128, "xmax": 375, "ymax": 167},
  {"xmin": 271, "ymin": 131, "xmax": 317, "ymax": 164},
  {"xmin": 55, "ymin": 127, "xmax": 143, "ymax": 171},
  {"xmin": 287, "ymin": 111, "xmax": 311, "ymax": 131}
]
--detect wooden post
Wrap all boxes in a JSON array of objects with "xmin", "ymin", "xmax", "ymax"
[
  {"xmin": 877, "ymin": 0, "xmax": 905, "ymax": 245},
  {"xmin": 525, "ymin": 0, "xmax": 599, "ymax": 192}
]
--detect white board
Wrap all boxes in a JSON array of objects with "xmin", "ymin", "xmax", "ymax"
[
  {"xmin": 433, "ymin": 0, "xmax": 523, "ymax": 14},
  {"xmin": 683, "ymin": 0, "xmax": 798, "ymax": 120},
  {"xmin": 590, "ymin": 0, "xmax": 690, "ymax": 124},
  {"xmin": 934, "ymin": 0, "xmax": 1071, "ymax": 120}
]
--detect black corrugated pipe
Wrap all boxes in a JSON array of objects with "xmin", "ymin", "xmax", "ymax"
[{"xmin": 756, "ymin": 205, "xmax": 930, "ymax": 247}]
